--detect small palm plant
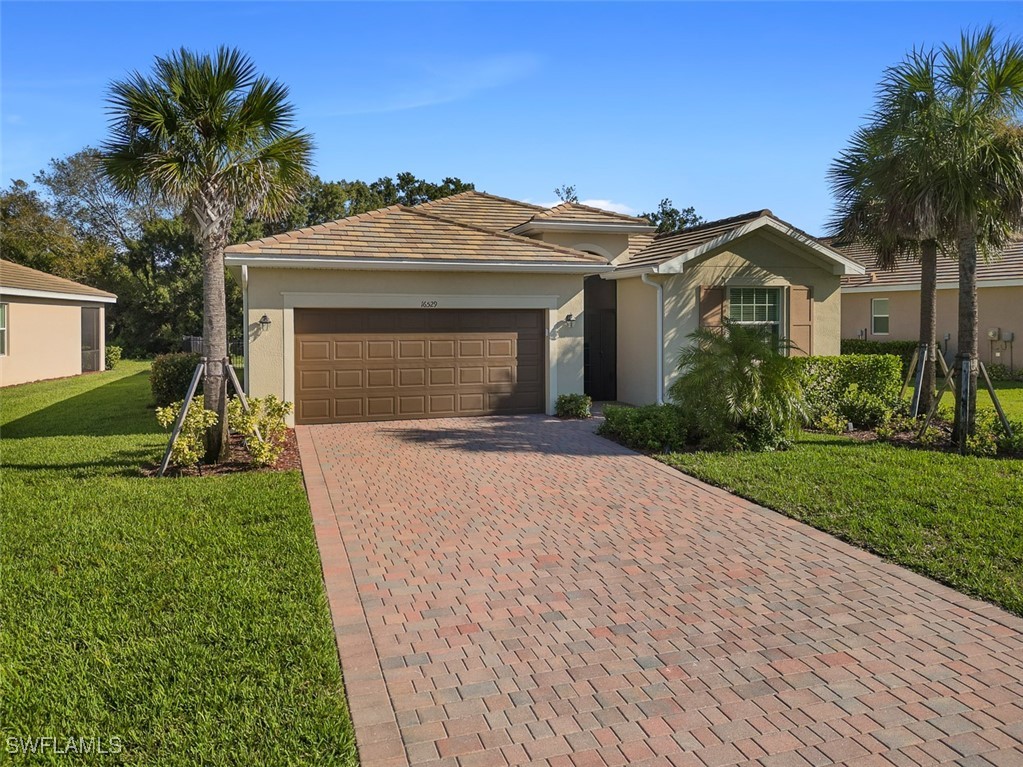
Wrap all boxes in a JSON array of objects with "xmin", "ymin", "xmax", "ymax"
[{"xmin": 670, "ymin": 322, "xmax": 806, "ymax": 451}]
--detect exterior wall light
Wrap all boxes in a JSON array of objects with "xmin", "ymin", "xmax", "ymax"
[
  {"xmin": 258, "ymin": 314, "xmax": 272, "ymax": 331},
  {"xmin": 565, "ymin": 314, "xmax": 575, "ymax": 328}
]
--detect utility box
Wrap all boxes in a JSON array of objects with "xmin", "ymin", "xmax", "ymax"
[{"xmin": 987, "ymin": 328, "xmax": 1001, "ymax": 340}]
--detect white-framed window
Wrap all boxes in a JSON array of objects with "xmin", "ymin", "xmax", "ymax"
[
  {"xmin": 729, "ymin": 287, "xmax": 781, "ymax": 344},
  {"xmin": 0, "ymin": 303, "xmax": 7, "ymax": 356},
  {"xmin": 871, "ymin": 298, "xmax": 890, "ymax": 335}
]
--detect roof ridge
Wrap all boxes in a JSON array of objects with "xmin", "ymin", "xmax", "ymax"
[
  {"xmin": 651, "ymin": 209, "xmax": 773, "ymax": 242},
  {"xmin": 226, "ymin": 205, "xmax": 404, "ymax": 250},
  {"xmin": 414, "ymin": 189, "xmax": 546, "ymax": 214},
  {"xmin": 402, "ymin": 207, "xmax": 608, "ymax": 263},
  {"xmin": 539, "ymin": 200, "xmax": 650, "ymax": 223}
]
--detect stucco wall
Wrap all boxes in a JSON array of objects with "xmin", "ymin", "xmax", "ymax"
[
  {"xmin": 537, "ymin": 231, "xmax": 632, "ymax": 262},
  {"xmin": 0, "ymin": 297, "xmax": 89, "ymax": 387},
  {"xmin": 615, "ymin": 232, "xmax": 844, "ymax": 405},
  {"xmin": 842, "ymin": 285, "xmax": 1022, "ymax": 368},
  {"xmin": 241, "ymin": 267, "xmax": 587, "ymax": 424}
]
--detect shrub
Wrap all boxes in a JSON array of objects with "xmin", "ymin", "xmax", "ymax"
[
  {"xmin": 669, "ymin": 323, "xmax": 805, "ymax": 452},
  {"xmin": 986, "ymin": 363, "xmax": 1023, "ymax": 382},
  {"xmin": 975, "ymin": 411, "xmax": 1023, "ymax": 456},
  {"xmin": 815, "ymin": 411, "xmax": 848, "ymax": 435},
  {"xmin": 156, "ymin": 395, "xmax": 219, "ymax": 469},
  {"xmin": 840, "ymin": 339, "xmax": 918, "ymax": 374},
  {"xmin": 104, "ymin": 344, "xmax": 122, "ymax": 370},
  {"xmin": 797, "ymin": 354, "xmax": 902, "ymax": 423},
  {"xmin": 597, "ymin": 404, "xmax": 689, "ymax": 453},
  {"xmin": 838, "ymin": 383, "xmax": 892, "ymax": 429},
  {"xmin": 555, "ymin": 393, "xmax": 592, "ymax": 419},
  {"xmin": 151, "ymin": 352, "xmax": 202, "ymax": 407},
  {"xmin": 227, "ymin": 395, "xmax": 293, "ymax": 467}
]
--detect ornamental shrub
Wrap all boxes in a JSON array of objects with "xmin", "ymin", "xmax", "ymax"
[
  {"xmin": 227, "ymin": 395, "xmax": 293, "ymax": 467},
  {"xmin": 104, "ymin": 345, "xmax": 122, "ymax": 370},
  {"xmin": 597, "ymin": 404, "xmax": 690, "ymax": 453},
  {"xmin": 151, "ymin": 352, "xmax": 203, "ymax": 407},
  {"xmin": 797, "ymin": 354, "xmax": 902, "ymax": 423},
  {"xmin": 838, "ymin": 383, "xmax": 892, "ymax": 429},
  {"xmin": 555, "ymin": 393, "xmax": 592, "ymax": 419},
  {"xmin": 987, "ymin": 363, "xmax": 1023, "ymax": 382},
  {"xmin": 840, "ymin": 339, "xmax": 918, "ymax": 375},
  {"xmin": 156, "ymin": 395, "xmax": 219, "ymax": 469}
]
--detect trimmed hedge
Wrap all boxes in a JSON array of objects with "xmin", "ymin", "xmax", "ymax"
[
  {"xmin": 104, "ymin": 345, "xmax": 122, "ymax": 370},
  {"xmin": 988, "ymin": 363, "xmax": 1023, "ymax": 382},
  {"xmin": 555, "ymin": 393, "xmax": 592, "ymax": 419},
  {"xmin": 797, "ymin": 354, "xmax": 902, "ymax": 423},
  {"xmin": 151, "ymin": 352, "xmax": 203, "ymax": 407},
  {"xmin": 597, "ymin": 404, "xmax": 690, "ymax": 452},
  {"xmin": 840, "ymin": 338, "xmax": 917, "ymax": 374}
]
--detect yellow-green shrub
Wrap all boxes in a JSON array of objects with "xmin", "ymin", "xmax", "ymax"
[
  {"xmin": 228, "ymin": 395, "xmax": 293, "ymax": 467},
  {"xmin": 156, "ymin": 395, "xmax": 219, "ymax": 469}
]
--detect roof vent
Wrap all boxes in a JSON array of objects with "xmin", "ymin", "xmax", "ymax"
[{"xmin": 870, "ymin": 272, "xmax": 878, "ymax": 283}]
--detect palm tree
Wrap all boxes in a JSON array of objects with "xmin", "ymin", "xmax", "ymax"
[
  {"xmin": 103, "ymin": 47, "xmax": 313, "ymax": 461},
  {"xmin": 829, "ymin": 49, "xmax": 950, "ymax": 416}
]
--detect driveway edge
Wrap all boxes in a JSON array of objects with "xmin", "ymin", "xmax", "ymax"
[{"xmin": 297, "ymin": 426, "xmax": 409, "ymax": 767}]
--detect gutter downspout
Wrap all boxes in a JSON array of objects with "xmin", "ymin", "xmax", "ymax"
[
  {"xmin": 241, "ymin": 265, "xmax": 249, "ymax": 396},
  {"xmin": 641, "ymin": 272, "xmax": 665, "ymax": 405}
]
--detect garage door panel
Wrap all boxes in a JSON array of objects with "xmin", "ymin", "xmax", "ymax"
[{"xmin": 295, "ymin": 309, "xmax": 545, "ymax": 424}]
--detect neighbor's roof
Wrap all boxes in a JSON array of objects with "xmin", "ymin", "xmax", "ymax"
[
  {"xmin": 0, "ymin": 259, "xmax": 116, "ymax": 302},
  {"xmin": 413, "ymin": 190, "xmax": 544, "ymax": 232},
  {"xmin": 619, "ymin": 210, "xmax": 864, "ymax": 276},
  {"xmin": 224, "ymin": 205, "xmax": 609, "ymax": 268},
  {"xmin": 528, "ymin": 202, "xmax": 652, "ymax": 225},
  {"xmin": 836, "ymin": 238, "xmax": 1023, "ymax": 290}
]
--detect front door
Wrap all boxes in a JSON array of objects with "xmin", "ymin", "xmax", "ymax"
[{"xmin": 583, "ymin": 275, "xmax": 617, "ymax": 401}]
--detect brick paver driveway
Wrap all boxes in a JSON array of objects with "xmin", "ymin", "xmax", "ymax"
[{"xmin": 297, "ymin": 416, "xmax": 1023, "ymax": 767}]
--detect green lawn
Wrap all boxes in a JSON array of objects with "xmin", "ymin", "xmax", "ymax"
[
  {"xmin": 0, "ymin": 362, "xmax": 357, "ymax": 765},
  {"xmin": 984, "ymin": 380, "xmax": 1023, "ymax": 420},
  {"xmin": 661, "ymin": 431, "xmax": 1023, "ymax": 615}
]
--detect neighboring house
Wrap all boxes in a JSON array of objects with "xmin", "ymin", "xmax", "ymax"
[
  {"xmin": 224, "ymin": 192, "xmax": 864, "ymax": 425},
  {"xmin": 0, "ymin": 259, "xmax": 117, "ymax": 387},
  {"xmin": 836, "ymin": 239, "xmax": 1022, "ymax": 371}
]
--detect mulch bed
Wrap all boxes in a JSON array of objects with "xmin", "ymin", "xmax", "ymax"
[{"xmin": 145, "ymin": 429, "xmax": 302, "ymax": 477}]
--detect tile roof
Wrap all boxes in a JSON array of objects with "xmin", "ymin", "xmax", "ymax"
[
  {"xmin": 224, "ymin": 205, "xmax": 608, "ymax": 265},
  {"xmin": 412, "ymin": 190, "xmax": 543, "ymax": 232},
  {"xmin": 529, "ymin": 202, "xmax": 652, "ymax": 225},
  {"xmin": 0, "ymin": 259, "xmax": 116, "ymax": 300},
  {"xmin": 622, "ymin": 210, "xmax": 773, "ymax": 269},
  {"xmin": 836, "ymin": 238, "xmax": 1023, "ymax": 289}
]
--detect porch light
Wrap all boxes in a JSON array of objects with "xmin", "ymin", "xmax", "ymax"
[
  {"xmin": 258, "ymin": 314, "xmax": 272, "ymax": 331},
  {"xmin": 565, "ymin": 314, "xmax": 575, "ymax": 328}
]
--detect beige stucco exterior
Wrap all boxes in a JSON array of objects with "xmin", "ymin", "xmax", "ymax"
[
  {"xmin": 614, "ymin": 232, "xmax": 843, "ymax": 405},
  {"xmin": 842, "ymin": 284, "xmax": 1022, "ymax": 369},
  {"xmin": 0, "ymin": 297, "xmax": 107, "ymax": 387},
  {"xmin": 238, "ymin": 266, "xmax": 587, "ymax": 425}
]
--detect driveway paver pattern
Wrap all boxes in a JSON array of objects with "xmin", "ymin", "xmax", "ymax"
[{"xmin": 298, "ymin": 416, "xmax": 1023, "ymax": 767}]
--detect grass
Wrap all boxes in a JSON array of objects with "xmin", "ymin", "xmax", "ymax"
[
  {"xmin": 0, "ymin": 362, "xmax": 357, "ymax": 766},
  {"xmin": 660, "ymin": 431, "xmax": 1023, "ymax": 616},
  {"xmin": 908, "ymin": 379, "xmax": 1023, "ymax": 420}
]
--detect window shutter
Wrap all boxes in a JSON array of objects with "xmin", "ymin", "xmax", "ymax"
[
  {"xmin": 699, "ymin": 286, "xmax": 726, "ymax": 328},
  {"xmin": 788, "ymin": 286, "xmax": 813, "ymax": 356}
]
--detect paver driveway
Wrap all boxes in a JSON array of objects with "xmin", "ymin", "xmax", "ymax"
[{"xmin": 297, "ymin": 416, "xmax": 1023, "ymax": 767}]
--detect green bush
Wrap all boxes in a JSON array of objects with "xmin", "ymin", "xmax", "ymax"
[
  {"xmin": 797, "ymin": 354, "xmax": 902, "ymax": 423},
  {"xmin": 104, "ymin": 345, "xmax": 122, "ymax": 370},
  {"xmin": 987, "ymin": 363, "xmax": 1023, "ymax": 382},
  {"xmin": 555, "ymin": 393, "xmax": 592, "ymax": 419},
  {"xmin": 227, "ymin": 395, "xmax": 293, "ymax": 467},
  {"xmin": 151, "ymin": 352, "xmax": 202, "ymax": 407},
  {"xmin": 840, "ymin": 338, "xmax": 918, "ymax": 374},
  {"xmin": 597, "ymin": 404, "xmax": 689, "ymax": 452},
  {"xmin": 975, "ymin": 411, "xmax": 1023, "ymax": 456},
  {"xmin": 838, "ymin": 383, "xmax": 893, "ymax": 429},
  {"xmin": 815, "ymin": 411, "xmax": 848, "ymax": 435},
  {"xmin": 155, "ymin": 395, "xmax": 219, "ymax": 469}
]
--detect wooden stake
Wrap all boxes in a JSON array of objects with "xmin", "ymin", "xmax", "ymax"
[
  {"xmin": 909, "ymin": 343, "xmax": 928, "ymax": 418},
  {"xmin": 980, "ymin": 361, "xmax": 1014, "ymax": 437},
  {"xmin": 900, "ymin": 347, "xmax": 920, "ymax": 402},
  {"xmin": 158, "ymin": 359, "xmax": 206, "ymax": 477}
]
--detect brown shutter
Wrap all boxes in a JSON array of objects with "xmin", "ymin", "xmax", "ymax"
[
  {"xmin": 699, "ymin": 286, "xmax": 726, "ymax": 328},
  {"xmin": 788, "ymin": 286, "xmax": 813, "ymax": 356}
]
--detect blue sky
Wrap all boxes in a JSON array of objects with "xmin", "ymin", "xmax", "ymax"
[{"xmin": 2, "ymin": 2, "xmax": 1020, "ymax": 233}]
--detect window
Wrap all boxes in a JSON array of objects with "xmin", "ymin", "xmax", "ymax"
[
  {"xmin": 0, "ymin": 303, "xmax": 6, "ymax": 356},
  {"xmin": 729, "ymin": 287, "xmax": 781, "ymax": 344},
  {"xmin": 871, "ymin": 298, "xmax": 890, "ymax": 335}
]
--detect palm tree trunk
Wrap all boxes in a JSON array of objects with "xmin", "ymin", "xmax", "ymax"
[
  {"xmin": 953, "ymin": 221, "xmax": 979, "ymax": 452},
  {"xmin": 918, "ymin": 240, "xmax": 938, "ymax": 414},
  {"xmin": 200, "ymin": 228, "xmax": 230, "ymax": 463}
]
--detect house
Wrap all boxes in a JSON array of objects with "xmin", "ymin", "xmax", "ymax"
[
  {"xmin": 836, "ymin": 239, "xmax": 1022, "ymax": 370},
  {"xmin": 224, "ymin": 192, "xmax": 864, "ymax": 425},
  {"xmin": 0, "ymin": 259, "xmax": 117, "ymax": 387}
]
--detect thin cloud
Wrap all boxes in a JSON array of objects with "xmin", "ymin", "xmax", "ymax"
[{"xmin": 323, "ymin": 53, "xmax": 540, "ymax": 116}]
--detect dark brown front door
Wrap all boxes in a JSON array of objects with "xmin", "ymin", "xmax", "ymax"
[
  {"xmin": 294, "ymin": 308, "xmax": 545, "ymax": 424},
  {"xmin": 583, "ymin": 276, "xmax": 617, "ymax": 401}
]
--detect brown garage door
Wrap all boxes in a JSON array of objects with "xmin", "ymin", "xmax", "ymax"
[{"xmin": 294, "ymin": 308, "xmax": 545, "ymax": 424}]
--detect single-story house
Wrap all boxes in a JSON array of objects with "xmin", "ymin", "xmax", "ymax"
[
  {"xmin": 836, "ymin": 239, "xmax": 1022, "ymax": 370},
  {"xmin": 0, "ymin": 259, "xmax": 117, "ymax": 387},
  {"xmin": 224, "ymin": 192, "xmax": 864, "ymax": 425}
]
